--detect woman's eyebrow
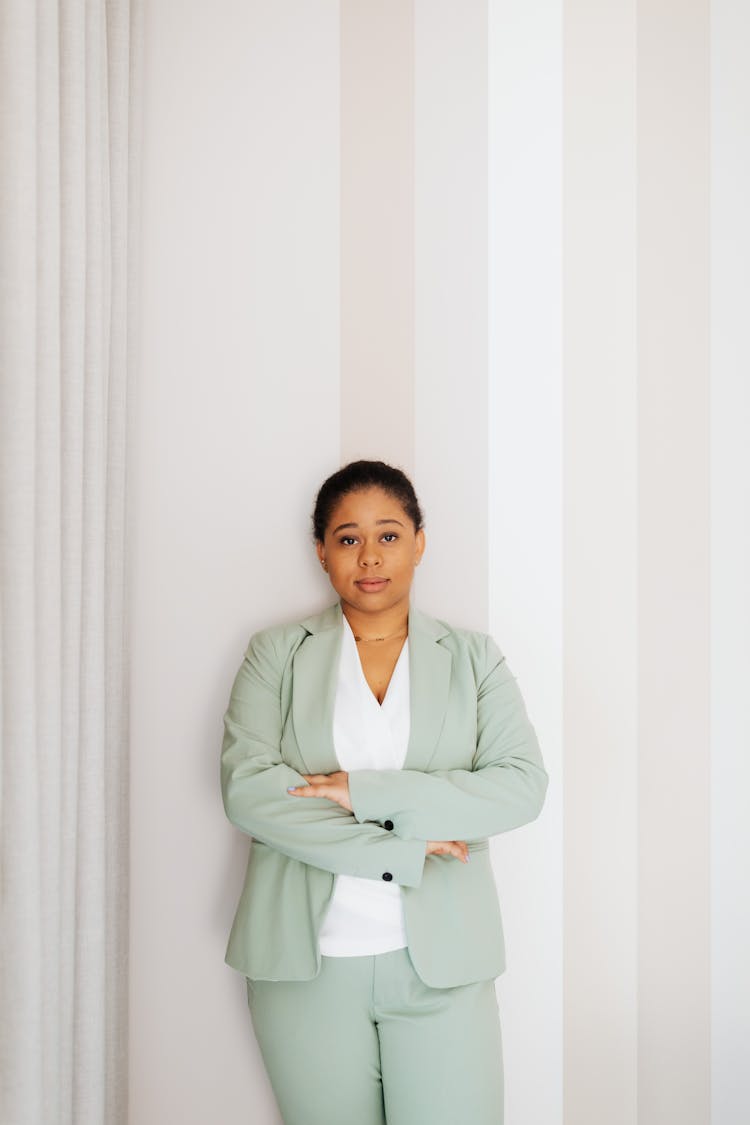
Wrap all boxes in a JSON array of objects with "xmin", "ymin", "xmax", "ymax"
[{"xmin": 331, "ymin": 519, "xmax": 405, "ymax": 534}]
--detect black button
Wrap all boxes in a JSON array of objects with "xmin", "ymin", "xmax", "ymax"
[
  {"xmin": 384, "ymin": 819, "xmax": 394, "ymax": 831},
  {"xmin": 382, "ymin": 872, "xmax": 393, "ymax": 882}
]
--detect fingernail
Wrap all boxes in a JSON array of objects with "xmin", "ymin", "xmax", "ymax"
[{"xmin": 287, "ymin": 787, "xmax": 297, "ymax": 792}]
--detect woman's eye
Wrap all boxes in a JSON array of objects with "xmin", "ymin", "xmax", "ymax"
[
  {"xmin": 340, "ymin": 536, "xmax": 358, "ymax": 546},
  {"xmin": 382, "ymin": 533, "xmax": 398, "ymax": 543}
]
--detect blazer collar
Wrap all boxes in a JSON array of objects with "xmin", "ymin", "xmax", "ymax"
[
  {"xmin": 298, "ymin": 601, "xmax": 346, "ymax": 636},
  {"xmin": 299, "ymin": 600, "xmax": 450, "ymax": 638},
  {"xmin": 292, "ymin": 601, "xmax": 452, "ymax": 775}
]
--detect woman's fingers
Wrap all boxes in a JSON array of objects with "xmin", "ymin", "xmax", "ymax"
[
  {"xmin": 286, "ymin": 771, "xmax": 353, "ymax": 813},
  {"xmin": 287, "ymin": 773, "xmax": 336, "ymax": 794},
  {"xmin": 287, "ymin": 780, "xmax": 334, "ymax": 798},
  {"xmin": 425, "ymin": 839, "xmax": 470, "ymax": 864},
  {"xmin": 432, "ymin": 841, "xmax": 467, "ymax": 862}
]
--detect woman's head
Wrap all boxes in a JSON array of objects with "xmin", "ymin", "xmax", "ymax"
[
  {"xmin": 312, "ymin": 461, "xmax": 425, "ymax": 618},
  {"xmin": 312, "ymin": 460, "xmax": 423, "ymax": 544}
]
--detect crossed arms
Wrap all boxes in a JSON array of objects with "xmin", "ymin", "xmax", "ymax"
[{"xmin": 220, "ymin": 629, "xmax": 548, "ymax": 888}]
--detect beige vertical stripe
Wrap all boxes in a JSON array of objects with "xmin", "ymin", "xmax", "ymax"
[
  {"xmin": 711, "ymin": 2, "xmax": 750, "ymax": 1119},
  {"xmin": 637, "ymin": 2, "xmax": 711, "ymax": 1122},
  {"xmin": 414, "ymin": 0, "xmax": 487, "ymax": 631},
  {"xmin": 340, "ymin": 0, "xmax": 414, "ymax": 471},
  {"xmin": 563, "ymin": 2, "xmax": 638, "ymax": 1124}
]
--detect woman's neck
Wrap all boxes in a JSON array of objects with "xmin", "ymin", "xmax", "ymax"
[{"xmin": 340, "ymin": 600, "xmax": 409, "ymax": 642}]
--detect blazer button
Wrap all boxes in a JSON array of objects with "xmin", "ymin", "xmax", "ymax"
[
  {"xmin": 382, "ymin": 872, "xmax": 393, "ymax": 881},
  {"xmin": 384, "ymin": 819, "xmax": 394, "ymax": 831}
]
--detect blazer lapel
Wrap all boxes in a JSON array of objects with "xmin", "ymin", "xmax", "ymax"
[
  {"xmin": 291, "ymin": 603, "xmax": 343, "ymax": 774},
  {"xmin": 290, "ymin": 601, "xmax": 452, "ymax": 776},
  {"xmin": 404, "ymin": 605, "xmax": 452, "ymax": 772}
]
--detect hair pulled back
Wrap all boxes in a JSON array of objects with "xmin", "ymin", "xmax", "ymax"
[{"xmin": 312, "ymin": 460, "xmax": 424, "ymax": 544}]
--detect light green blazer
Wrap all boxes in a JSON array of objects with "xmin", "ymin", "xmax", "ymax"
[{"xmin": 221, "ymin": 600, "xmax": 548, "ymax": 988}]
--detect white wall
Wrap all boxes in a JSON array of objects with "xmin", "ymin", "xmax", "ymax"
[
  {"xmin": 131, "ymin": 3, "xmax": 339, "ymax": 1122},
  {"xmin": 487, "ymin": 4, "xmax": 563, "ymax": 1121},
  {"xmin": 131, "ymin": 2, "xmax": 749, "ymax": 1124}
]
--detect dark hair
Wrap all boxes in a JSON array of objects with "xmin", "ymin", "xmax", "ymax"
[{"xmin": 312, "ymin": 460, "xmax": 424, "ymax": 543}]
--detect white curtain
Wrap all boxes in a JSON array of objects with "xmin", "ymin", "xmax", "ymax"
[{"xmin": 0, "ymin": 2, "xmax": 139, "ymax": 1122}]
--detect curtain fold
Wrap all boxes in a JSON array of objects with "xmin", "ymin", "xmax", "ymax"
[{"xmin": 0, "ymin": 2, "xmax": 139, "ymax": 1122}]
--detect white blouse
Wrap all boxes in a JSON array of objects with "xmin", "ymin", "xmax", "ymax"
[{"xmin": 317, "ymin": 616, "xmax": 411, "ymax": 957}]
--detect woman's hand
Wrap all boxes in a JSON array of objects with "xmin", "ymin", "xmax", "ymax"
[
  {"xmin": 425, "ymin": 839, "xmax": 469, "ymax": 864},
  {"xmin": 287, "ymin": 771, "xmax": 353, "ymax": 813}
]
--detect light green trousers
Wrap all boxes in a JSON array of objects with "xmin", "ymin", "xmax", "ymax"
[{"xmin": 246, "ymin": 947, "xmax": 504, "ymax": 1125}]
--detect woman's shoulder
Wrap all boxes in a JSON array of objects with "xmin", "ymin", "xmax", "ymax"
[
  {"xmin": 244, "ymin": 603, "xmax": 340, "ymax": 661},
  {"xmin": 411, "ymin": 606, "xmax": 505, "ymax": 669}
]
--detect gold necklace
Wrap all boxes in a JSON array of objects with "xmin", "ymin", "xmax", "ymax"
[{"xmin": 353, "ymin": 628, "xmax": 407, "ymax": 644}]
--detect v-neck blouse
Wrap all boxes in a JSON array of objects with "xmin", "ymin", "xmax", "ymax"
[{"xmin": 316, "ymin": 616, "xmax": 411, "ymax": 957}]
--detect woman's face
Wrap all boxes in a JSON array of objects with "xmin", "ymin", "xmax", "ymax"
[{"xmin": 316, "ymin": 486, "xmax": 425, "ymax": 617}]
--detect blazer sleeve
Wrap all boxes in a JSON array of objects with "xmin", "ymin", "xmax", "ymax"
[
  {"xmin": 220, "ymin": 629, "xmax": 427, "ymax": 887},
  {"xmin": 347, "ymin": 635, "xmax": 549, "ymax": 841}
]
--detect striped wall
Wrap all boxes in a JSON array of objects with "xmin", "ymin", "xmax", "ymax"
[
  {"xmin": 711, "ymin": 2, "xmax": 750, "ymax": 1122},
  {"xmin": 564, "ymin": 1, "xmax": 638, "ymax": 1121},
  {"xmin": 131, "ymin": 2, "xmax": 750, "ymax": 1123}
]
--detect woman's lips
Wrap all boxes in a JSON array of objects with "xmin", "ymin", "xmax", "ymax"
[{"xmin": 355, "ymin": 578, "xmax": 389, "ymax": 592}]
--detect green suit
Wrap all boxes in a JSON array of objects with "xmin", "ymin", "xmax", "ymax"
[{"xmin": 221, "ymin": 600, "xmax": 548, "ymax": 988}]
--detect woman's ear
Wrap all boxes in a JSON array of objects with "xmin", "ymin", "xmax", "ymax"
[
  {"xmin": 315, "ymin": 541, "xmax": 327, "ymax": 570},
  {"xmin": 414, "ymin": 528, "xmax": 426, "ymax": 566}
]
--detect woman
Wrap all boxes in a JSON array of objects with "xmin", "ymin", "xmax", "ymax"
[{"xmin": 220, "ymin": 460, "xmax": 548, "ymax": 1125}]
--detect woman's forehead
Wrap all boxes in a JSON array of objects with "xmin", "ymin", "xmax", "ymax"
[{"xmin": 328, "ymin": 486, "xmax": 407, "ymax": 521}]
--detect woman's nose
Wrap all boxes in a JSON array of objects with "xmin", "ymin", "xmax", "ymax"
[{"xmin": 358, "ymin": 542, "xmax": 381, "ymax": 566}]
